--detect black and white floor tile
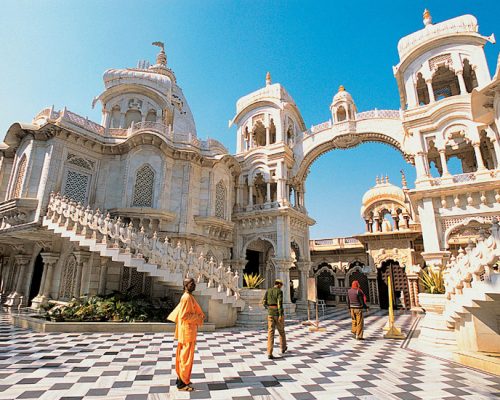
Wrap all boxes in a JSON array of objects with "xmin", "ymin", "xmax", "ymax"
[{"xmin": 0, "ymin": 310, "xmax": 498, "ymax": 400}]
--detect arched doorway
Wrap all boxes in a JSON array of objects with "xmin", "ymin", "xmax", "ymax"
[
  {"xmin": 243, "ymin": 238, "xmax": 275, "ymax": 288},
  {"xmin": 28, "ymin": 252, "xmax": 44, "ymax": 306},
  {"xmin": 377, "ymin": 259, "xmax": 409, "ymax": 309},
  {"xmin": 347, "ymin": 262, "xmax": 370, "ymax": 302},
  {"xmin": 315, "ymin": 264, "xmax": 335, "ymax": 303}
]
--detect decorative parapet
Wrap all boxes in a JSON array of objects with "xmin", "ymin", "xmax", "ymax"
[
  {"xmin": 193, "ymin": 216, "xmax": 234, "ymax": 241},
  {"xmin": 0, "ymin": 198, "xmax": 38, "ymax": 230},
  {"xmin": 309, "ymin": 236, "xmax": 363, "ymax": 250},
  {"xmin": 31, "ymin": 107, "xmax": 228, "ymax": 154},
  {"xmin": 45, "ymin": 193, "xmax": 241, "ymax": 300},
  {"xmin": 304, "ymin": 109, "xmax": 401, "ymax": 136}
]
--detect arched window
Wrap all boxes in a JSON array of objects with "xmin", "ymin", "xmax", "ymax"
[
  {"xmin": 125, "ymin": 110, "xmax": 142, "ymax": 128},
  {"xmin": 132, "ymin": 165, "xmax": 155, "ymax": 207},
  {"xmin": 253, "ymin": 121, "xmax": 266, "ymax": 147},
  {"xmin": 432, "ymin": 66, "xmax": 460, "ymax": 100},
  {"xmin": 337, "ymin": 106, "xmax": 347, "ymax": 122},
  {"xmin": 12, "ymin": 155, "xmax": 27, "ymax": 198},
  {"xmin": 416, "ymin": 73, "xmax": 429, "ymax": 105},
  {"xmin": 215, "ymin": 180, "xmax": 226, "ymax": 219},
  {"xmin": 59, "ymin": 254, "xmax": 77, "ymax": 300},
  {"xmin": 145, "ymin": 109, "xmax": 157, "ymax": 122},
  {"xmin": 462, "ymin": 59, "xmax": 478, "ymax": 93}
]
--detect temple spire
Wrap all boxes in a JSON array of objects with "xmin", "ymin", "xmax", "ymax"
[
  {"xmin": 152, "ymin": 41, "xmax": 167, "ymax": 66},
  {"xmin": 266, "ymin": 71, "xmax": 271, "ymax": 86},
  {"xmin": 423, "ymin": 9, "xmax": 432, "ymax": 26}
]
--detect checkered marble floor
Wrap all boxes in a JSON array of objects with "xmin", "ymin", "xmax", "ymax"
[{"xmin": 0, "ymin": 310, "xmax": 498, "ymax": 400}]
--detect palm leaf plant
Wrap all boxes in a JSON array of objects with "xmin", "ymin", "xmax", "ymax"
[
  {"xmin": 243, "ymin": 273, "xmax": 265, "ymax": 288},
  {"xmin": 419, "ymin": 268, "xmax": 445, "ymax": 294}
]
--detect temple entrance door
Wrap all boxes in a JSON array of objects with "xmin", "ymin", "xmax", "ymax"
[
  {"xmin": 244, "ymin": 239, "xmax": 275, "ymax": 288},
  {"xmin": 316, "ymin": 266, "xmax": 335, "ymax": 303},
  {"xmin": 377, "ymin": 259, "xmax": 409, "ymax": 309},
  {"xmin": 348, "ymin": 268, "xmax": 370, "ymax": 302},
  {"xmin": 28, "ymin": 253, "xmax": 44, "ymax": 306}
]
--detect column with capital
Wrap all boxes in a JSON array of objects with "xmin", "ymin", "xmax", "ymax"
[
  {"xmin": 31, "ymin": 253, "xmax": 59, "ymax": 309},
  {"xmin": 295, "ymin": 261, "xmax": 312, "ymax": 313},
  {"xmin": 73, "ymin": 251, "xmax": 90, "ymax": 299},
  {"xmin": 5, "ymin": 255, "xmax": 32, "ymax": 307},
  {"xmin": 0, "ymin": 256, "xmax": 10, "ymax": 297},
  {"xmin": 98, "ymin": 257, "xmax": 109, "ymax": 296}
]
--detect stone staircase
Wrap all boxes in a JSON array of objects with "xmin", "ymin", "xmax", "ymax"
[
  {"xmin": 42, "ymin": 193, "xmax": 245, "ymax": 318},
  {"xmin": 442, "ymin": 220, "xmax": 500, "ymax": 353}
]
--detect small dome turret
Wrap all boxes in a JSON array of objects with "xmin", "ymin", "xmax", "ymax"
[{"xmin": 330, "ymin": 85, "xmax": 356, "ymax": 123}]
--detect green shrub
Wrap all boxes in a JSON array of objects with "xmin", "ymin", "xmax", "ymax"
[
  {"xmin": 44, "ymin": 289, "xmax": 175, "ymax": 323},
  {"xmin": 419, "ymin": 268, "xmax": 445, "ymax": 294}
]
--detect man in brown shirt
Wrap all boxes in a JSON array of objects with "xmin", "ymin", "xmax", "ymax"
[
  {"xmin": 262, "ymin": 279, "xmax": 287, "ymax": 359},
  {"xmin": 347, "ymin": 280, "xmax": 368, "ymax": 340}
]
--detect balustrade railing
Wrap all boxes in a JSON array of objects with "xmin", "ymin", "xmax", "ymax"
[
  {"xmin": 444, "ymin": 219, "xmax": 500, "ymax": 318},
  {"xmin": 45, "ymin": 193, "xmax": 241, "ymax": 300}
]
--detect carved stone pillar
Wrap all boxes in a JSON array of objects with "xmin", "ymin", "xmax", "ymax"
[
  {"xmin": 456, "ymin": 70, "xmax": 467, "ymax": 95},
  {"xmin": 426, "ymin": 79, "xmax": 435, "ymax": 103},
  {"xmin": 31, "ymin": 253, "xmax": 59, "ymax": 309},
  {"xmin": 295, "ymin": 261, "xmax": 311, "ymax": 312},
  {"xmin": 73, "ymin": 251, "xmax": 90, "ymax": 298},
  {"xmin": 5, "ymin": 255, "xmax": 31, "ymax": 307},
  {"xmin": 98, "ymin": 257, "xmax": 109, "ymax": 295},
  {"xmin": 473, "ymin": 142, "xmax": 486, "ymax": 171},
  {"xmin": 438, "ymin": 149, "xmax": 450, "ymax": 176},
  {"xmin": 0, "ymin": 256, "xmax": 10, "ymax": 295},
  {"xmin": 231, "ymin": 259, "xmax": 245, "ymax": 288},
  {"xmin": 406, "ymin": 273, "xmax": 421, "ymax": 310},
  {"xmin": 367, "ymin": 271, "xmax": 379, "ymax": 307}
]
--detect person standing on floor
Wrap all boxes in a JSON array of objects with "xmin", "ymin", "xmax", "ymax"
[
  {"xmin": 262, "ymin": 279, "xmax": 287, "ymax": 359},
  {"xmin": 347, "ymin": 280, "xmax": 368, "ymax": 340},
  {"xmin": 167, "ymin": 277, "xmax": 205, "ymax": 391}
]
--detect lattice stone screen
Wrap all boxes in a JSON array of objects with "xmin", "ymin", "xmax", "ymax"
[
  {"xmin": 215, "ymin": 180, "xmax": 226, "ymax": 219},
  {"xmin": 59, "ymin": 255, "xmax": 77, "ymax": 300},
  {"xmin": 63, "ymin": 170, "xmax": 90, "ymax": 205},
  {"xmin": 120, "ymin": 266, "xmax": 152, "ymax": 297},
  {"xmin": 132, "ymin": 165, "xmax": 154, "ymax": 207},
  {"xmin": 12, "ymin": 155, "xmax": 27, "ymax": 198}
]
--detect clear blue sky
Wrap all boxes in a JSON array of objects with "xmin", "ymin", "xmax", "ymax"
[{"xmin": 1, "ymin": 1, "xmax": 498, "ymax": 238}]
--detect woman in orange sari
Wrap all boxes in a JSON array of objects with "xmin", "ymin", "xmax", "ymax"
[{"xmin": 168, "ymin": 278, "xmax": 205, "ymax": 391}]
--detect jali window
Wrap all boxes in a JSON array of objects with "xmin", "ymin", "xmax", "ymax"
[
  {"xmin": 132, "ymin": 165, "xmax": 155, "ymax": 207},
  {"xmin": 215, "ymin": 180, "xmax": 226, "ymax": 219},
  {"xmin": 63, "ymin": 170, "xmax": 90, "ymax": 205},
  {"xmin": 12, "ymin": 155, "xmax": 27, "ymax": 198}
]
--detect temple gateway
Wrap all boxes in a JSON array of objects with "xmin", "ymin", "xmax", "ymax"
[{"xmin": 0, "ymin": 11, "xmax": 499, "ymax": 354}]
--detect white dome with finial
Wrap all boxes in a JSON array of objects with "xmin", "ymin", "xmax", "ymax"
[
  {"xmin": 332, "ymin": 85, "xmax": 354, "ymax": 105},
  {"xmin": 361, "ymin": 176, "xmax": 406, "ymax": 209}
]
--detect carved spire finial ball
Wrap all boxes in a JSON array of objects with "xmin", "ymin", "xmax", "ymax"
[
  {"xmin": 266, "ymin": 71, "xmax": 271, "ymax": 86},
  {"xmin": 338, "ymin": 85, "xmax": 345, "ymax": 92},
  {"xmin": 423, "ymin": 9, "xmax": 432, "ymax": 26}
]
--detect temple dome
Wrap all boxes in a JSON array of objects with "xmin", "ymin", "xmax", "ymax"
[
  {"xmin": 361, "ymin": 177, "xmax": 405, "ymax": 208},
  {"xmin": 332, "ymin": 85, "xmax": 353, "ymax": 104}
]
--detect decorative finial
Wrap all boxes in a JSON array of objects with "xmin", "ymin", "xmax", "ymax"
[
  {"xmin": 385, "ymin": 175, "xmax": 389, "ymax": 184},
  {"xmin": 400, "ymin": 169, "xmax": 408, "ymax": 189},
  {"xmin": 266, "ymin": 71, "xmax": 271, "ymax": 86},
  {"xmin": 375, "ymin": 176, "xmax": 380, "ymax": 185},
  {"xmin": 338, "ymin": 85, "xmax": 345, "ymax": 92},
  {"xmin": 423, "ymin": 9, "xmax": 432, "ymax": 26},
  {"xmin": 152, "ymin": 41, "xmax": 167, "ymax": 66}
]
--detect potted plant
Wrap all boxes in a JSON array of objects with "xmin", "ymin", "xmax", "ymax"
[
  {"xmin": 238, "ymin": 273, "xmax": 268, "ymax": 327},
  {"xmin": 416, "ymin": 267, "xmax": 454, "ymax": 347},
  {"xmin": 418, "ymin": 268, "xmax": 446, "ymax": 314}
]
